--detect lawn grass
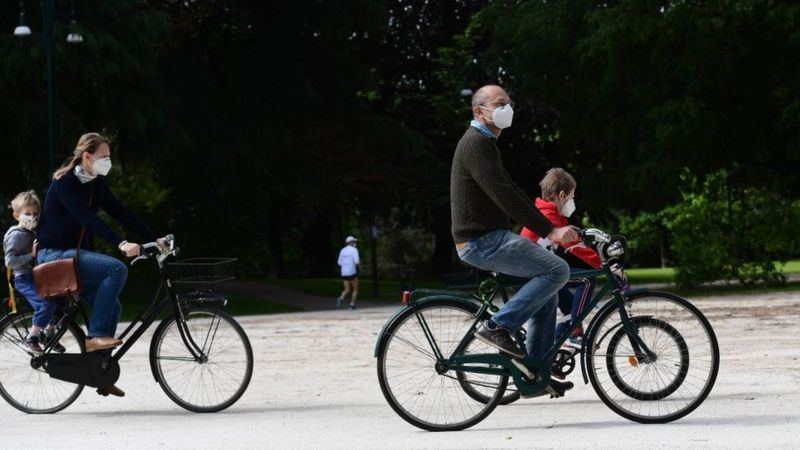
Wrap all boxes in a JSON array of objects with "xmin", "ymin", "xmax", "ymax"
[
  {"xmin": 270, "ymin": 259, "xmax": 800, "ymax": 301},
  {"xmin": 625, "ymin": 267, "xmax": 676, "ymax": 284}
]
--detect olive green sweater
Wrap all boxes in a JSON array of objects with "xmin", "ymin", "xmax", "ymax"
[{"xmin": 450, "ymin": 127, "xmax": 553, "ymax": 243}]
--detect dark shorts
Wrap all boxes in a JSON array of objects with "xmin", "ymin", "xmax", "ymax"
[{"xmin": 342, "ymin": 274, "xmax": 358, "ymax": 281}]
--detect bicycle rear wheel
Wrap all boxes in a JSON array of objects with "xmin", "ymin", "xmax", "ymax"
[
  {"xmin": 456, "ymin": 333, "xmax": 520, "ymax": 405},
  {"xmin": 586, "ymin": 292, "xmax": 719, "ymax": 423},
  {"xmin": 150, "ymin": 307, "xmax": 253, "ymax": 412},
  {"xmin": 376, "ymin": 299, "xmax": 508, "ymax": 431},
  {"xmin": 0, "ymin": 309, "xmax": 85, "ymax": 413}
]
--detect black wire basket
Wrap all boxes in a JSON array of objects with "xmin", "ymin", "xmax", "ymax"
[{"xmin": 167, "ymin": 257, "xmax": 238, "ymax": 296}]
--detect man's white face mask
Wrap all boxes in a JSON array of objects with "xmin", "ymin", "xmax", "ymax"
[{"xmin": 481, "ymin": 104, "xmax": 514, "ymax": 129}]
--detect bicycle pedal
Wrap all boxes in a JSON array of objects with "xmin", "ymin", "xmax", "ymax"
[{"xmin": 547, "ymin": 387, "xmax": 563, "ymax": 398}]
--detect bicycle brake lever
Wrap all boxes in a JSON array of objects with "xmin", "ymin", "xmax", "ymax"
[{"xmin": 131, "ymin": 255, "xmax": 147, "ymax": 266}]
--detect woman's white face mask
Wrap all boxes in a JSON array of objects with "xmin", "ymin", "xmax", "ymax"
[{"xmin": 92, "ymin": 157, "xmax": 112, "ymax": 176}]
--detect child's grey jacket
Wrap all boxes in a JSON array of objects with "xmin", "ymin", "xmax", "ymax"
[{"xmin": 3, "ymin": 226, "xmax": 36, "ymax": 275}]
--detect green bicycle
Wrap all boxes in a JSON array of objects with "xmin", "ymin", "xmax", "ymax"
[{"xmin": 375, "ymin": 228, "xmax": 719, "ymax": 431}]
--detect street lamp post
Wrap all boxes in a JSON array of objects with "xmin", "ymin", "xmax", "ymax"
[
  {"xmin": 43, "ymin": 0, "xmax": 55, "ymax": 176},
  {"xmin": 13, "ymin": 0, "xmax": 83, "ymax": 176}
]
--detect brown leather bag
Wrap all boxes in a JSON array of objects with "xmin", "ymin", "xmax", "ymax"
[
  {"xmin": 33, "ymin": 256, "xmax": 81, "ymax": 299},
  {"xmin": 34, "ymin": 190, "xmax": 92, "ymax": 300}
]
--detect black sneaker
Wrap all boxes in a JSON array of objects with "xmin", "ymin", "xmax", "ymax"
[
  {"xmin": 474, "ymin": 322, "xmax": 526, "ymax": 359},
  {"xmin": 40, "ymin": 331, "xmax": 66, "ymax": 353},
  {"xmin": 521, "ymin": 378, "xmax": 574, "ymax": 398}
]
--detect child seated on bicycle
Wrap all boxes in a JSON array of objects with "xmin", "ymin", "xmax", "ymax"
[
  {"xmin": 3, "ymin": 190, "xmax": 66, "ymax": 354},
  {"xmin": 521, "ymin": 168, "xmax": 601, "ymax": 350}
]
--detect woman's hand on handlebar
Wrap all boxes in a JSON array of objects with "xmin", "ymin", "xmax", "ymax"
[
  {"xmin": 156, "ymin": 237, "xmax": 169, "ymax": 251},
  {"xmin": 119, "ymin": 241, "xmax": 141, "ymax": 257},
  {"xmin": 547, "ymin": 226, "xmax": 579, "ymax": 244}
]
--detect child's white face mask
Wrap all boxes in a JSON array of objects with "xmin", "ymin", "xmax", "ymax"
[
  {"xmin": 561, "ymin": 198, "xmax": 576, "ymax": 218},
  {"xmin": 19, "ymin": 213, "xmax": 38, "ymax": 230}
]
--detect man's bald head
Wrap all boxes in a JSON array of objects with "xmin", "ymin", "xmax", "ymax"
[
  {"xmin": 471, "ymin": 85, "xmax": 509, "ymax": 108},
  {"xmin": 471, "ymin": 85, "xmax": 513, "ymax": 135}
]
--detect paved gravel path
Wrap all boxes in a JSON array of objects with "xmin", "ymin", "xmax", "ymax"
[{"xmin": 2, "ymin": 292, "xmax": 798, "ymax": 449}]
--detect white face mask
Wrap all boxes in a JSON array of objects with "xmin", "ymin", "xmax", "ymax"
[
  {"xmin": 18, "ymin": 213, "xmax": 39, "ymax": 230},
  {"xmin": 481, "ymin": 104, "xmax": 514, "ymax": 129},
  {"xmin": 92, "ymin": 157, "xmax": 112, "ymax": 176},
  {"xmin": 490, "ymin": 104, "xmax": 514, "ymax": 129},
  {"xmin": 561, "ymin": 198, "xmax": 576, "ymax": 218}
]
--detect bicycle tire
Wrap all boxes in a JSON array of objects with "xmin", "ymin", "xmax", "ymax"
[
  {"xmin": 149, "ymin": 306, "xmax": 253, "ymax": 412},
  {"xmin": 0, "ymin": 310, "xmax": 85, "ymax": 413},
  {"xmin": 376, "ymin": 299, "xmax": 508, "ymax": 431},
  {"xmin": 586, "ymin": 291, "xmax": 719, "ymax": 424},
  {"xmin": 606, "ymin": 317, "xmax": 689, "ymax": 401}
]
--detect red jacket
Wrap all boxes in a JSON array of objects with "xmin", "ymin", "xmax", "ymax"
[{"xmin": 520, "ymin": 198, "xmax": 602, "ymax": 269}]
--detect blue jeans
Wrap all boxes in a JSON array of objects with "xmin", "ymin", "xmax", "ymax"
[
  {"xmin": 37, "ymin": 248, "xmax": 128, "ymax": 337},
  {"xmin": 555, "ymin": 272, "xmax": 596, "ymax": 338},
  {"xmin": 13, "ymin": 273, "xmax": 66, "ymax": 328},
  {"xmin": 457, "ymin": 230, "xmax": 569, "ymax": 359}
]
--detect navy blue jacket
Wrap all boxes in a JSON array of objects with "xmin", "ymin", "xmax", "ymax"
[{"xmin": 37, "ymin": 171, "xmax": 156, "ymax": 251}]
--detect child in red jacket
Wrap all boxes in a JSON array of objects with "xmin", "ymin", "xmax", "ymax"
[{"xmin": 521, "ymin": 168, "xmax": 601, "ymax": 349}]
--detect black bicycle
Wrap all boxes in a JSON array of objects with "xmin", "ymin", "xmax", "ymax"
[{"xmin": 0, "ymin": 235, "xmax": 253, "ymax": 414}]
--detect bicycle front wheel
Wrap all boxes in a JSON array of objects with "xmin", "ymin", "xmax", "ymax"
[
  {"xmin": 586, "ymin": 292, "xmax": 719, "ymax": 423},
  {"xmin": 377, "ymin": 299, "xmax": 508, "ymax": 431},
  {"xmin": 0, "ymin": 309, "xmax": 85, "ymax": 413},
  {"xmin": 150, "ymin": 307, "xmax": 253, "ymax": 412}
]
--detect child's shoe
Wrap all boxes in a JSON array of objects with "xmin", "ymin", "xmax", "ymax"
[
  {"xmin": 20, "ymin": 335, "xmax": 44, "ymax": 355},
  {"xmin": 562, "ymin": 327, "xmax": 584, "ymax": 353}
]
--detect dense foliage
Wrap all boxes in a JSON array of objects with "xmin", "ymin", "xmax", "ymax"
[{"xmin": 2, "ymin": 0, "xmax": 798, "ymax": 286}]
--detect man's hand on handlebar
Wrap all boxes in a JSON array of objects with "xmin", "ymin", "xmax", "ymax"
[
  {"xmin": 547, "ymin": 226, "xmax": 579, "ymax": 244},
  {"xmin": 119, "ymin": 241, "xmax": 141, "ymax": 257}
]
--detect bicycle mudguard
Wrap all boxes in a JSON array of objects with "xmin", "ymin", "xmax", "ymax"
[
  {"xmin": 373, "ymin": 294, "xmax": 478, "ymax": 358},
  {"xmin": 40, "ymin": 353, "xmax": 120, "ymax": 388},
  {"xmin": 581, "ymin": 295, "xmax": 621, "ymax": 384}
]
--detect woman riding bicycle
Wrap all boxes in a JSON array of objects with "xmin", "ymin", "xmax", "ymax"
[{"xmin": 36, "ymin": 132, "xmax": 163, "ymax": 397}]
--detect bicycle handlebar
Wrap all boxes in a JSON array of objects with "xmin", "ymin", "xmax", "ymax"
[
  {"xmin": 579, "ymin": 228, "xmax": 612, "ymax": 243},
  {"xmin": 577, "ymin": 228, "xmax": 626, "ymax": 261},
  {"xmin": 131, "ymin": 234, "xmax": 178, "ymax": 266}
]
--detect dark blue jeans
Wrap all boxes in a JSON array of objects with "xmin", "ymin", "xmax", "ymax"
[
  {"xmin": 457, "ymin": 230, "xmax": 570, "ymax": 359},
  {"xmin": 13, "ymin": 273, "xmax": 66, "ymax": 328},
  {"xmin": 37, "ymin": 248, "xmax": 127, "ymax": 337},
  {"xmin": 554, "ymin": 273, "xmax": 596, "ymax": 338}
]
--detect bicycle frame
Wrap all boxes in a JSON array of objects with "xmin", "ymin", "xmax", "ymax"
[
  {"xmin": 41, "ymin": 249, "xmax": 221, "ymax": 376},
  {"xmin": 396, "ymin": 262, "xmax": 657, "ymax": 396}
]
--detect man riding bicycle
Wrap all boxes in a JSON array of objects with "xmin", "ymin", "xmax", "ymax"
[{"xmin": 451, "ymin": 84, "xmax": 577, "ymax": 396}]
